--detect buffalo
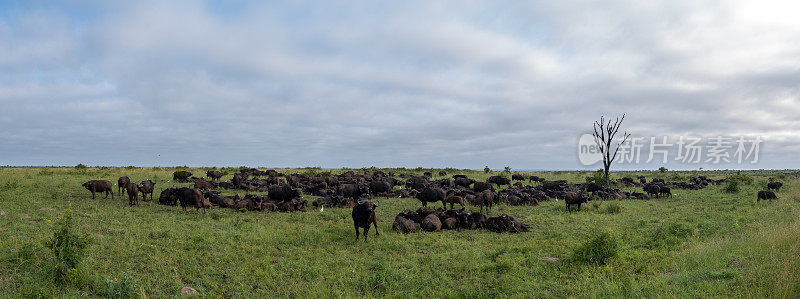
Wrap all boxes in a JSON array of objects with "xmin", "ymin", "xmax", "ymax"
[
  {"xmin": 767, "ymin": 182, "xmax": 783, "ymax": 192},
  {"xmin": 171, "ymin": 187, "xmax": 211, "ymax": 213},
  {"xmin": 444, "ymin": 195, "xmax": 466, "ymax": 209},
  {"xmin": 511, "ymin": 174, "xmax": 525, "ymax": 181},
  {"xmin": 206, "ymin": 170, "xmax": 222, "ymax": 182},
  {"xmin": 757, "ymin": 190, "xmax": 778, "ymax": 201},
  {"xmin": 139, "ymin": 180, "xmax": 156, "ymax": 201},
  {"xmin": 352, "ymin": 200, "xmax": 379, "ymax": 242},
  {"xmin": 476, "ymin": 190, "xmax": 495, "ymax": 213},
  {"xmin": 117, "ymin": 176, "xmax": 130, "ymax": 195},
  {"xmin": 564, "ymin": 192, "xmax": 587, "ymax": 212},
  {"xmin": 488, "ymin": 176, "xmax": 511, "ymax": 188},
  {"xmin": 126, "ymin": 183, "xmax": 139, "ymax": 207},
  {"xmin": 268, "ymin": 185, "xmax": 302, "ymax": 202},
  {"xmin": 158, "ymin": 188, "xmax": 179, "ymax": 206},
  {"xmin": 473, "ymin": 181, "xmax": 494, "ymax": 193},
  {"xmin": 338, "ymin": 183, "xmax": 369, "ymax": 200},
  {"xmin": 421, "ymin": 214, "xmax": 442, "ymax": 232},
  {"xmin": 83, "ymin": 180, "xmax": 114, "ymax": 199},
  {"xmin": 172, "ymin": 171, "xmax": 193, "ymax": 183},
  {"xmin": 392, "ymin": 215, "xmax": 416, "ymax": 234},
  {"xmin": 415, "ymin": 187, "xmax": 446, "ymax": 208}
]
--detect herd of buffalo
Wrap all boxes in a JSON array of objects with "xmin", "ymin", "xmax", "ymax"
[{"xmin": 80, "ymin": 169, "xmax": 786, "ymax": 241}]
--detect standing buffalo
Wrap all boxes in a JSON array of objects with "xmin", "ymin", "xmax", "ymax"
[
  {"xmin": 487, "ymin": 176, "xmax": 511, "ymax": 188},
  {"xmin": 83, "ymin": 180, "xmax": 114, "ymax": 199},
  {"xmin": 172, "ymin": 171, "xmax": 193, "ymax": 183},
  {"xmin": 139, "ymin": 180, "xmax": 156, "ymax": 201},
  {"xmin": 564, "ymin": 192, "xmax": 587, "ymax": 212},
  {"xmin": 126, "ymin": 183, "xmax": 139, "ymax": 207},
  {"xmin": 511, "ymin": 174, "xmax": 525, "ymax": 181},
  {"xmin": 476, "ymin": 190, "xmax": 495, "ymax": 213},
  {"xmin": 171, "ymin": 187, "xmax": 212, "ymax": 213},
  {"xmin": 415, "ymin": 187, "xmax": 446, "ymax": 208},
  {"xmin": 117, "ymin": 176, "xmax": 130, "ymax": 195},
  {"xmin": 206, "ymin": 170, "xmax": 222, "ymax": 182},
  {"xmin": 767, "ymin": 182, "xmax": 783, "ymax": 192},
  {"xmin": 352, "ymin": 200, "xmax": 379, "ymax": 242},
  {"xmin": 757, "ymin": 190, "xmax": 778, "ymax": 201}
]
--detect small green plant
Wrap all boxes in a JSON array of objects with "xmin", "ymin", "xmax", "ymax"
[
  {"xmin": 600, "ymin": 202, "xmax": 622, "ymax": 214},
  {"xmin": 48, "ymin": 204, "xmax": 92, "ymax": 285},
  {"xmin": 484, "ymin": 166, "xmax": 490, "ymax": 173},
  {"xmin": 74, "ymin": 164, "xmax": 87, "ymax": 170},
  {"xmin": 504, "ymin": 166, "xmax": 511, "ymax": 173},
  {"xmin": 104, "ymin": 271, "xmax": 140, "ymax": 298},
  {"xmin": 658, "ymin": 167, "xmax": 668, "ymax": 173},
  {"xmin": 644, "ymin": 222, "xmax": 693, "ymax": 249},
  {"xmin": 724, "ymin": 180, "xmax": 740, "ymax": 193},
  {"xmin": 569, "ymin": 231, "xmax": 618, "ymax": 265}
]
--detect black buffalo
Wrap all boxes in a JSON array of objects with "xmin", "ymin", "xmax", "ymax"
[
  {"xmin": 767, "ymin": 182, "xmax": 783, "ymax": 191},
  {"xmin": 206, "ymin": 170, "xmax": 222, "ymax": 182},
  {"xmin": 173, "ymin": 171, "xmax": 193, "ymax": 183},
  {"xmin": 139, "ymin": 180, "xmax": 156, "ymax": 201},
  {"xmin": 117, "ymin": 176, "xmax": 130, "ymax": 195},
  {"xmin": 757, "ymin": 190, "xmax": 777, "ymax": 201},
  {"xmin": 352, "ymin": 200, "xmax": 379, "ymax": 242},
  {"xmin": 268, "ymin": 185, "xmax": 301, "ymax": 202},
  {"xmin": 83, "ymin": 180, "xmax": 114, "ymax": 199},
  {"xmin": 415, "ymin": 187, "xmax": 446, "ymax": 208}
]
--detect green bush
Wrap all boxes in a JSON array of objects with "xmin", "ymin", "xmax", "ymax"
[
  {"xmin": 484, "ymin": 166, "xmax": 490, "ymax": 173},
  {"xmin": 727, "ymin": 174, "xmax": 753, "ymax": 185},
  {"xmin": 586, "ymin": 169, "xmax": 605, "ymax": 185},
  {"xmin": 74, "ymin": 164, "xmax": 87, "ymax": 170},
  {"xmin": 48, "ymin": 205, "xmax": 92, "ymax": 285},
  {"xmin": 103, "ymin": 272, "xmax": 140, "ymax": 299},
  {"xmin": 724, "ymin": 180, "xmax": 740, "ymax": 193},
  {"xmin": 569, "ymin": 231, "xmax": 618, "ymax": 265},
  {"xmin": 659, "ymin": 167, "xmax": 668, "ymax": 173}
]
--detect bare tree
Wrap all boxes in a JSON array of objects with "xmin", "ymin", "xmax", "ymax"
[{"xmin": 593, "ymin": 114, "xmax": 631, "ymax": 188}]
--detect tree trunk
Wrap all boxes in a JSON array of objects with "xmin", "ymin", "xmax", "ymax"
[{"xmin": 603, "ymin": 164, "xmax": 610, "ymax": 188}]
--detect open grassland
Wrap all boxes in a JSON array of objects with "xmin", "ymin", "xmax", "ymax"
[{"xmin": 1, "ymin": 167, "xmax": 799, "ymax": 297}]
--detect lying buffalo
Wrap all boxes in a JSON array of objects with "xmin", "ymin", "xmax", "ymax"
[
  {"xmin": 158, "ymin": 188, "xmax": 179, "ymax": 206},
  {"xmin": 83, "ymin": 180, "xmax": 114, "ymax": 199}
]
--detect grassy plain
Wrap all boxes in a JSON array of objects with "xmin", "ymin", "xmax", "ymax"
[{"xmin": 1, "ymin": 167, "xmax": 799, "ymax": 297}]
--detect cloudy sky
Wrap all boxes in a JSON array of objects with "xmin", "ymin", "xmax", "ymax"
[{"xmin": 1, "ymin": 1, "xmax": 798, "ymax": 170}]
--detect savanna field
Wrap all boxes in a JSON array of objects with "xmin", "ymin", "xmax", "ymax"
[{"xmin": 1, "ymin": 167, "xmax": 800, "ymax": 297}]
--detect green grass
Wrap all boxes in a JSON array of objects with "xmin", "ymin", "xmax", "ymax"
[{"xmin": 1, "ymin": 167, "xmax": 799, "ymax": 297}]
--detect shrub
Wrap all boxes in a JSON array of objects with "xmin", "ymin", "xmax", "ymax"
[
  {"xmin": 74, "ymin": 164, "xmax": 87, "ymax": 170},
  {"xmin": 569, "ymin": 231, "xmax": 618, "ymax": 265},
  {"xmin": 724, "ymin": 180, "xmax": 740, "ymax": 193},
  {"xmin": 484, "ymin": 166, "xmax": 491, "ymax": 173},
  {"xmin": 103, "ymin": 272, "xmax": 140, "ymax": 299},
  {"xmin": 48, "ymin": 205, "xmax": 92, "ymax": 285},
  {"xmin": 586, "ymin": 169, "xmax": 605, "ymax": 185},
  {"xmin": 727, "ymin": 174, "xmax": 753, "ymax": 185},
  {"xmin": 658, "ymin": 167, "xmax": 668, "ymax": 173}
]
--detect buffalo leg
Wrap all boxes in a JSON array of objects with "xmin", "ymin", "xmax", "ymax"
[
  {"xmin": 373, "ymin": 219, "xmax": 380, "ymax": 236},
  {"xmin": 355, "ymin": 224, "xmax": 360, "ymax": 241},
  {"xmin": 364, "ymin": 225, "xmax": 370, "ymax": 242}
]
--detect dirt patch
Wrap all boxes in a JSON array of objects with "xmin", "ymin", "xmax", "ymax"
[
  {"xmin": 40, "ymin": 207, "xmax": 52, "ymax": 211},
  {"xmin": 21, "ymin": 214, "xmax": 29, "ymax": 219},
  {"xmin": 0, "ymin": 210, "xmax": 5, "ymax": 216}
]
